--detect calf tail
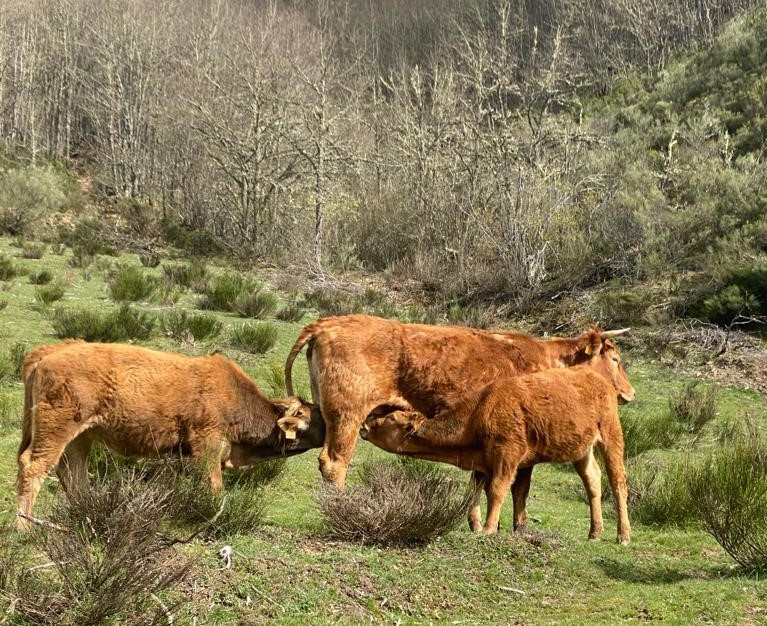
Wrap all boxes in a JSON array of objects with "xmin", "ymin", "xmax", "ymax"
[
  {"xmin": 17, "ymin": 364, "xmax": 37, "ymax": 469},
  {"xmin": 284, "ymin": 323, "xmax": 319, "ymax": 396}
]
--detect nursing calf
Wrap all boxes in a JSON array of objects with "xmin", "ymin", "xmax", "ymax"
[
  {"xmin": 17, "ymin": 341, "xmax": 324, "ymax": 529},
  {"xmin": 362, "ymin": 360, "xmax": 633, "ymax": 544}
]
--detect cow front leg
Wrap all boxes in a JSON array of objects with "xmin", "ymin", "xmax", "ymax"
[
  {"xmin": 572, "ymin": 449, "xmax": 603, "ymax": 540},
  {"xmin": 56, "ymin": 434, "xmax": 93, "ymax": 497},
  {"xmin": 189, "ymin": 436, "xmax": 226, "ymax": 492},
  {"xmin": 511, "ymin": 466, "xmax": 534, "ymax": 531},
  {"xmin": 482, "ymin": 459, "xmax": 519, "ymax": 535}
]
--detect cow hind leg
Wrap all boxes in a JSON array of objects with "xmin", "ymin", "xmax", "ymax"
[
  {"xmin": 511, "ymin": 466, "xmax": 534, "ymax": 531},
  {"xmin": 467, "ymin": 470, "xmax": 486, "ymax": 532},
  {"xmin": 318, "ymin": 411, "xmax": 366, "ymax": 488},
  {"xmin": 56, "ymin": 434, "xmax": 92, "ymax": 498},
  {"xmin": 16, "ymin": 412, "xmax": 80, "ymax": 530},
  {"xmin": 572, "ymin": 448, "xmax": 603, "ymax": 540}
]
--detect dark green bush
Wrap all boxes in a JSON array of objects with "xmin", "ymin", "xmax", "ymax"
[
  {"xmin": 138, "ymin": 251, "xmax": 161, "ymax": 267},
  {"xmin": 625, "ymin": 456, "xmax": 698, "ymax": 527},
  {"xmin": 163, "ymin": 262, "xmax": 207, "ymax": 290},
  {"xmin": 234, "ymin": 288, "xmax": 279, "ymax": 319},
  {"xmin": 198, "ymin": 273, "xmax": 253, "ymax": 312},
  {"xmin": 687, "ymin": 438, "xmax": 767, "ymax": 571},
  {"xmin": 29, "ymin": 269, "xmax": 53, "ymax": 285},
  {"xmin": 0, "ymin": 255, "xmax": 18, "ymax": 280},
  {"xmin": 304, "ymin": 286, "xmax": 363, "ymax": 317},
  {"xmin": 592, "ymin": 289, "xmax": 649, "ymax": 327},
  {"xmin": 689, "ymin": 265, "xmax": 767, "ymax": 326},
  {"xmin": 20, "ymin": 243, "xmax": 46, "ymax": 259},
  {"xmin": 161, "ymin": 217, "xmax": 223, "ymax": 255},
  {"xmin": 669, "ymin": 381, "xmax": 718, "ymax": 436},
  {"xmin": 229, "ymin": 322, "xmax": 278, "ymax": 354},
  {"xmin": 276, "ymin": 300, "xmax": 305, "ymax": 323},
  {"xmin": 621, "ymin": 406, "xmax": 685, "ymax": 458},
  {"xmin": 0, "ymin": 166, "xmax": 66, "ymax": 235},
  {"xmin": 108, "ymin": 265, "xmax": 158, "ymax": 302},
  {"xmin": 52, "ymin": 305, "xmax": 155, "ymax": 342},
  {"xmin": 59, "ymin": 217, "xmax": 117, "ymax": 257},
  {"xmin": 35, "ymin": 282, "xmax": 66, "ymax": 306},
  {"xmin": 164, "ymin": 310, "xmax": 222, "ymax": 341}
]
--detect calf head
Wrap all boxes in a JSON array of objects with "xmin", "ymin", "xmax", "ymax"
[
  {"xmin": 578, "ymin": 326, "xmax": 635, "ymax": 403},
  {"xmin": 274, "ymin": 397, "xmax": 326, "ymax": 450},
  {"xmin": 360, "ymin": 410, "xmax": 426, "ymax": 450}
]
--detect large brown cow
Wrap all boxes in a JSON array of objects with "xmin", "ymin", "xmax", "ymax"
[
  {"xmin": 17, "ymin": 341, "xmax": 325, "ymax": 529},
  {"xmin": 284, "ymin": 315, "xmax": 632, "ymax": 488},
  {"xmin": 361, "ymin": 354, "xmax": 634, "ymax": 544}
]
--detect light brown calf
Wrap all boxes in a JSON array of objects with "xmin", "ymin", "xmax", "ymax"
[
  {"xmin": 362, "ymin": 357, "xmax": 633, "ymax": 543},
  {"xmin": 17, "ymin": 342, "xmax": 324, "ymax": 529},
  {"xmin": 285, "ymin": 315, "xmax": 632, "ymax": 489}
]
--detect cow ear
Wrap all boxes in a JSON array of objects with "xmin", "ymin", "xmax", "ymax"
[
  {"xmin": 277, "ymin": 415, "xmax": 308, "ymax": 440},
  {"xmin": 582, "ymin": 328, "xmax": 603, "ymax": 356},
  {"xmin": 273, "ymin": 397, "xmax": 302, "ymax": 417}
]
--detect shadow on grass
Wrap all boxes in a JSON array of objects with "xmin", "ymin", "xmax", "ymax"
[{"xmin": 595, "ymin": 557, "xmax": 728, "ymax": 584}]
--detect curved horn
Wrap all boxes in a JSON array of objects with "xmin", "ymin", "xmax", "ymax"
[{"xmin": 601, "ymin": 328, "xmax": 631, "ymax": 339}]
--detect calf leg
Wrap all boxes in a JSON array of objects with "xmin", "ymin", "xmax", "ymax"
[
  {"xmin": 572, "ymin": 449, "xmax": 603, "ymax": 540},
  {"xmin": 188, "ymin": 435, "xmax": 226, "ymax": 492},
  {"xmin": 468, "ymin": 470, "xmax": 486, "ymax": 532},
  {"xmin": 598, "ymin": 436, "xmax": 631, "ymax": 545},
  {"xmin": 511, "ymin": 466, "xmax": 534, "ymax": 531},
  {"xmin": 483, "ymin": 456, "xmax": 521, "ymax": 535}
]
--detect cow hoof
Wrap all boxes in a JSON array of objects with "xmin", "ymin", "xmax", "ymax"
[{"xmin": 618, "ymin": 537, "xmax": 630, "ymax": 546}]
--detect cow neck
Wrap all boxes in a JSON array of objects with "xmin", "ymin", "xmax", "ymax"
[{"xmin": 227, "ymin": 363, "xmax": 279, "ymax": 444}]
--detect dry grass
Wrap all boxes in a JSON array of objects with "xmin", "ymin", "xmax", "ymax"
[{"xmin": 318, "ymin": 460, "xmax": 474, "ymax": 546}]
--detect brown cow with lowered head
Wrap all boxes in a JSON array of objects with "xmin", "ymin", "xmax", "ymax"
[
  {"xmin": 361, "ymin": 339, "xmax": 635, "ymax": 544},
  {"xmin": 17, "ymin": 341, "xmax": 325, "ymax": 529},
  {"xmin": 284, "ymin": 314, "xmax": 632, "ymax": 488}
]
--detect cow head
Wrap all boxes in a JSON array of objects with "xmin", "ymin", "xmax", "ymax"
[
  {"xmin": 578, "ymin": 326, "xmax": 635, "ymax": 404},
  {"xmin": 274, "ymin": 397, "xmax": 326, "ymax": 448}
]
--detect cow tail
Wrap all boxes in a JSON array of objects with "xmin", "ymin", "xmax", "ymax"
[{"xmin": 284, "ymin": 323, "xmax": 319, "ymax": 396}]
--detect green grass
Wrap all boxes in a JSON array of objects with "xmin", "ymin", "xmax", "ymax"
[{"xmin": 1, "ymin": 234, "xmax": 766, "ymax": 624}]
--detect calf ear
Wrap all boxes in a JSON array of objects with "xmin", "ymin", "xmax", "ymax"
[
  {"xmin": 277, "ymin": 415, "xmax": 309, "ymax": 440},
  {"xmin": 582, "ymin": 329, "xmax": 603, "ymax": 356}
]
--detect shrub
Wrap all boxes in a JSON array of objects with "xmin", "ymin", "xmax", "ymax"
[
  {"xmin": 163, "ymin": 262, "xmax": 207, "ymax": 290},
  {"xmin": 0, "ymin": 391, "xmax": 18, "ymax": 433},
  {"xmin": 591, "ymin": 289, "xmax": 649, "ymax": 327},
  {"xmin": 317, "ymin": 460, "xmax": 473, "ymax": 545},
  {"xmin": 0, "ymin": 255, "xmax": 18, "ymax": 280},
  {"xmin": 0, "ymin": 299, "xmax": 7, "ymax": 312},
  {"xmin": 138, "ymin": 251, "xmax": 161, "ymax": 267},
  {"xmin": 108, "ymin": 265, "xmax": 158, "ymax": 302},
  {"xmin": 198, "ymin": 273, "xmax": 252, "ymax": 312},
  {"xmin": 276, "ymin": 300, "xmax": 305, "ymax": 322},
  {"xmin": 625, "ymin": 456, "xmax": 698, "ymax": 527},
  {"xmin": 687, "ymin": 439, "xmax": 767, "ymax": 571},
  {"xmin": 621, "ymin": 406, "xmax": 685, "ymax": 458},
  {"xmin": 20, "ymin": 242, "xmax": 46, "ymax": 259},
  {"xmin": 59, "ymin": 217, "xmax": 117, "ymax": 257},
  {"xmin": 669, "ymin": 381, "xmax": 718, "ymax": 437},
  {"xmin": 164, "ymin": 310, "xmax": 222, "ymax": 341},
  {"xmin": 0, "ymin": 166, "xmax": 66, "ymax": 235},
  {"xmin": 9, "ymin": 341, "xmax": 27, "ymax": 378},
  {"xmin": 35, "ymin": 282, "xmax": 66, "ymax": 306},
  {"xmin": 304, "ymin": 286, "xmax": 363, "ymax": 317},
  {"xmin": 446, "ymin": 302, "xmax": 495, "ymax": 329},
  {"xmin": 29, "ymin": 269, "xmax": 53, "ymax": 285},
  {"xmin": 52, "ymin": 305, "xmax": 155, "ymax": 342},
  {"xmin": 229, "ymin": 322, "xmax": 278, "ymax": 354},
  {"xmin": 1, "ymin": 469, "xmax": 190, "ymax": 625},
  {"xmin": 234, "ymin": 288, "xmax": 279, "ymax": 319},
  {"xmin": 160, "ymin": 457, "xmax": 283, "ymax": 537},
  {"xmin": 67, "ymin": 245, "xmax": 95, "ymax": 269}
]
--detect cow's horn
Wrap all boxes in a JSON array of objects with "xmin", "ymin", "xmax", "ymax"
[{"xmin": 601, "ymin": 328, "xmax": 631, "ymax": 339}]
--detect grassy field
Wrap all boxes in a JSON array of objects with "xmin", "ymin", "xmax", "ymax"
[{"xmin": 1, "ymin": 236, "xmax": 766, "ymax": 625}]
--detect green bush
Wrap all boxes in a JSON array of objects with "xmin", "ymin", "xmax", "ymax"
[
  {"xmin": 0, "ymin": 255, "xmax": 18, "ymax": 280},
  {"xmin": 229, "ymin": 322, "xmax": 278, "ymax": 354},
  {"xmin": 59, "ymin": 217, "xmax": 117, "ymax": 257},
  {"xmin": 621, "ymin": 406, "xmax": 685, "ymax": 458},
  {"xmin": 52, "ymin": 305, "xmax": 155, "ymax": 342},
  {"xmin": 234, "ymin": 288, "xmax": 279, "ymax": 319},
  {"xmin": 0, "ymin": 391, "xmax": 18, "ymax": 433},
  {"xmin": 304, "ymin": 286, "xmax": 363, "ymax": 317},
  {"xmin": 108, "ymin": 265, "xmax": 158, "ymax": 302},
  {"xmin": 35, "ymin": 283, "xmax": 66, "ymax": 306},
  {"xmin": 198, "ymin": 273, "xmax": 253, "ymax": 312},
  {"xmin": 687, "ymin": 438, "xmax": 767, "ymax": 571},
  {"xmin": 163, "ymin": 262, "xmax": 207, "ymax": 290},
  {"xmin": 669, "ymin": 381, "xmax": 718, "ymax": 437},
  {"xmin": 688, "ymin": 265, "xmax": 767, "ymax": 327},
  {"xmin": 276, "ymin": 300, "xmax": 306, "ymax": 323},
  {"xmin": 164, "ymin": 310, "xmax": 222, "ymax": 341},
  {"xmin": 592, "ymin": 289, "xmax": 649, "ymax": 327},
  {"xmin": 625, "ymin": 456, "xmax": 698, "ymax": 527},
  {"xmin": 0, "ymin": 299, "xmax": 7, "ymax": 312},
  {"xmin": 0, "ymin": 166, "xmax": 66, "ymax": 235},
  {"xmin": 29, "ymin": 269, "xmax": 53, "ymax": 285},
  {"xmin": 138, "ymin": 251, "xmax": 161, "ymax": 267},
  {"xmin": 20, "ymin": 243, "xmax": 46, "ymax": 259}
]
